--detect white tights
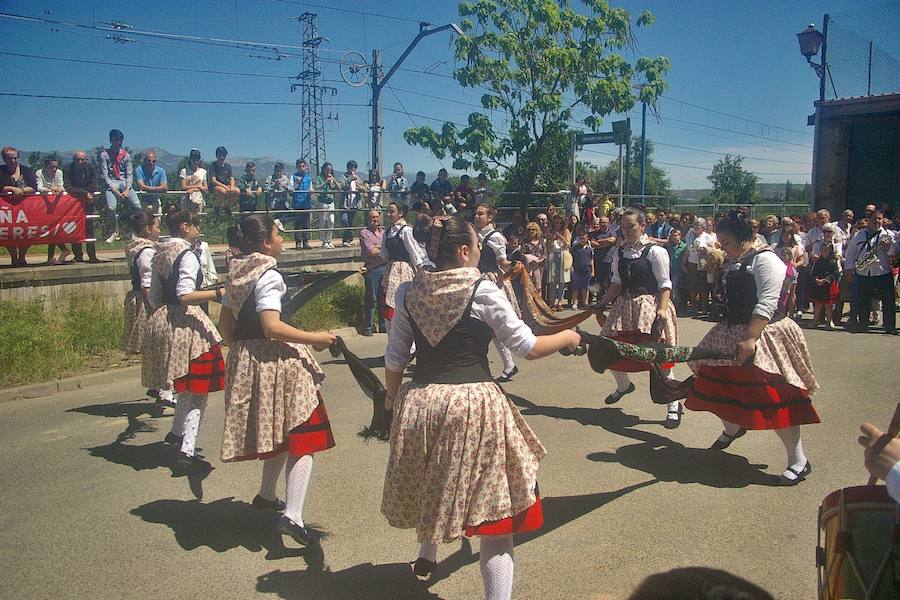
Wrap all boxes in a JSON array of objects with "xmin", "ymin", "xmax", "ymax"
[
  {"xmin": 285, "ymin": 454, "xmax": 314, "ymax": 526},
  {"xmin": 480, "ymin": 535, "xmax": 515, "ymax": 600},
  {"xmin": 178, "ymin": 392, "xmax": 208, "ymax": 456},
  {"xmin": 259, "ymin": 452, "xmax": 289, "ymax": 501},
  {"xmin": 611, "ymin": 369, "xmax": 681, "ymax": 414},
  {"xmin": 720, "ymin": 419, "xmax": 807, "ymax": 472},
  {"xmin": 169, "ymin": 393, "xmax": 186, "ymax": 437}
]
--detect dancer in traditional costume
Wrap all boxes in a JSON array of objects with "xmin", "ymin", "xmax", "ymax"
[
  {"xmin": 685, "ymin": 211, "xmax": 820, "ymax": 485},
  {"xmin": 122, "ymin": 208, "xmax": 173, "ymax": 405},
  {"xmin": 142, "ymin": 210, "xmax": 225, "ymax": 474},
  {"xmin": 380, "ymin": 202, "xmax": 428, "ymax": 333},
  {"xmin": 381, "ymin": 216, "xmax": 580, "ymax": 599},
  {"xmin": 217, "ymin": 215, "xmax": 337, "ymax": 546},
  {"xmin": 595, "ymin": 206, "xmax": 683, "ymax": 428},
  {"xmin": 474, "ymin": 203, "xmax": 521, "ymax": 382}
]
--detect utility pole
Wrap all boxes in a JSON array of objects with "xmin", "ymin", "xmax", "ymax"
[
  {"xmin": 296, "ymin": 13, "xmax": 327, "ymax": 174},
  {"xmin": 639, "ymin": 100, "xmax": 647, "ymax": 201},
  {"xmin": 370, "ymin": 22, "xmax": 463, "ymax": 175}
]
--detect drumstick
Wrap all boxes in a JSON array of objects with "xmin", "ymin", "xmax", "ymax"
[{"xmin": 867, "ymin": 401, "xmax": 900, "ymax": 485}]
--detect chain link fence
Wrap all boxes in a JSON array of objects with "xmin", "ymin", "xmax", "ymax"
[{"xmin": 826, "ymin": 3, "xmax": 900, "ymax": 100}]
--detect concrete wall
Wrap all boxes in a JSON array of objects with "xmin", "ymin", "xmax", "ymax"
[{"xmin": 0, "ymin": 246, "xmax": 364, "ymax": 308}]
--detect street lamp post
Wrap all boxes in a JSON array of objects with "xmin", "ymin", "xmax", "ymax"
[{"xmin": 797, "ymin": 16, "xmax": 829, "ymax": 210}]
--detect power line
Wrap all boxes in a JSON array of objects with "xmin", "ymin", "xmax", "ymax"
[
  {"xmin": 267, "ymin": 0, "xmax": 422, "ymax": 23},
  {"xmin": 580, "ymin": 148, "xmax": 810, "ymax": 177},
  {"xmin": 659, "ymin": 95, "xmax": 813, "ymax": 138},
  {"xmin": 651, "ymin": 141, "xmax": 811, "ymax": 165},
  {"xmin": 0, "ymin": 92, "xmax": 368, "ymax": 107},
  {"xmin": 386, "ymin": 86, "xmax": 446, "ymax": 169}
]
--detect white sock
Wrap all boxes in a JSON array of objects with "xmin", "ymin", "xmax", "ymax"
[
  {"xmin": 285, "ymin": 454, "xmax": 314, "ymax": 526},
  {"xmin": 179, "ymin": 392, "xmax": 208, "ymax": 457},
  {"xmin": 480, "ymin": 535, "xmax": 515, "ymax": 600},
  {"xmin": 158, "ymin": 389, "xmax": 174, "ymax": 402},
  {"xmin": 774, "ymin": 426, "xmax": 807, "ymax": 478},
  {"xmin": 418, "ymin": 542, "xmax": 438, "ymax": 563},
  {"xmin": 612, "ymin": 370, "xmax": 632, "ymax": 392},
  {"xmin": 666, "ymin": 400, "xmax": 681, "ymax": 415},
  {"xmin": 259, "ymin": 452, "xmax": 288, "ymax": 501},
  {"xmin": 169, "ymin": 394, "xmax": 186, "ymax": 437},
  {"xmin": 493, "ymin": 339, "xmax": 516, "ymax": 374}
]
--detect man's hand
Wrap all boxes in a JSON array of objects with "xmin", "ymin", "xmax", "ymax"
[{"xmin": 858, "ymin": 422, "xmax": 900, "ymax": 482}]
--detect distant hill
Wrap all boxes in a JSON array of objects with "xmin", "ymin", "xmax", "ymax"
[{"xmin": 671, "ymin": 182, "xmax": 809, "ymax": 203}]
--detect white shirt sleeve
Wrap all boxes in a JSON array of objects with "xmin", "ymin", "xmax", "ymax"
[
  {"xmin": 399, "ymin": 225, "xmax": 427, "ymax": 267},
  {"xmin": 384, "ymin": 283, "xmax": 416, "ymax": 371},
  {"xmin": 486, "ymin": 231, "xmax": 508, "ymax": 262},
  {"xmin": 751, "ymin": 251, "xmax": 786, "ymax": 320},
  {"xmin": 255, "ymin": 270, "xmax": 286, "ymax": 313},
  {"xmin": 174, "ymin": 251, "xmax": 202, "ymax": 297},
  {"xmin": 137, "ymin": 247, "xmax": 155, "ymax": 290},
  {"xmin": 648, "ymin": 245, "xmax": 672, "ymax": 290},
  {"xmin": 609, "ymin": 248, "xmax": 621, "ymax": 285},
  {"xmin": 469, "ymin": 280, "xmax": 537, "ymax": 357},
  {"xmin": 886, "ymin": 461, "xmax": 900, "ymax": 504}
]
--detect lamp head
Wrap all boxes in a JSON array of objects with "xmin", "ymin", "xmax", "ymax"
[{"xmin": 797, "ymin": 24, "xmax": 823, "ymax": 60}]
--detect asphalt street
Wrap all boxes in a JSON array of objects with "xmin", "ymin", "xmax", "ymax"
[{"xmin": 1, "ymin": 316, "xmax": 897, "ymax": 599}]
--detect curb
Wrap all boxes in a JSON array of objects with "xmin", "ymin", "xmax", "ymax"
[{"xmin": 0, "ymin": 327, "xmax": 361, "ymax": 404}]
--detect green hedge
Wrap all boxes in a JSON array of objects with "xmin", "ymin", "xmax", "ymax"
[{"xmin": 291, "ymin": 283, "xmax": 364, "ymax": 332}]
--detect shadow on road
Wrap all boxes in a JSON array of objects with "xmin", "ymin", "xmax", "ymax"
[
  {"xmin": 510, "ymin": 395, "xmax": 779, "ymax": 488},
  {"xmin": 257, "ymin": 563, "xmax": 442, "ymax": 600},
  {"xmin": 130, "ymin": 497, "xmax": 317, "ymax": 561}
]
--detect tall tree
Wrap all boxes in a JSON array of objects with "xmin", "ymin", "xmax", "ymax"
[
  {"xmin": 589, "ymin": 137, "xmax": 671, "ymax": 201},
  {"xmin": 707, "ymin": 155, "xmax": 760, "ymax": 204},
  {"xmin": 403, "ymin": 0, "xmax": 669, "ymax": 208}
]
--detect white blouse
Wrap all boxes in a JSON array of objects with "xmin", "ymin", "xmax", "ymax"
[
  {"xmin": 609, "ymin": 243, "xmax": 672, "ymax": 290},
  {"xmin": 385, "ymin": 279, "xmax": 537, "ymax": 372},
  {"xmin": 380, "ymin": 221, "xmax": 428, "ymax": 267},
  {"xmin": 149, "ymin": 248, "xmax": 201, "ymax": 309},
  {"xmin": 135, "ymin": 247, "xmax": 155, "ymax": 290},
  {"xmin": 222, "ymin": 269, "xmax": 286, "ymax": 313},
  {"xmin": 479, "ymin": 226, "xmax": 508, "ymax": 262},
  {"xmin": 723, "ymin": 249, "xmax": 786, "ymax": 321}
]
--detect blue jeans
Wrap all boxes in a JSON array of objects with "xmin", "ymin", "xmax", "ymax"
[
  {"xmin": 363, "ymin": 263, "xmax": 386, "ymax": 331},
  {"xmin": 104, "ymin": 182, "xmax": 140, "ymax": 232}
]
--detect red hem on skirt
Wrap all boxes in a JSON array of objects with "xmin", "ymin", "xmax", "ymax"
[
  {"xmin": 382, "ymin": 306, "xmax": 395, "ymax": 321},
  {"xmin": 174, "ymin": 345, "xmax": 226, "ymax": 394},
  {"xmin": 288, "ymin": 399, "xmax": 336, "ymax": 456},
  {"xmin": 608, "ymin": 332, "xmax": 675, "ymax": 372},
  {"xmin": 464, "ymin": 497, "xmax": 543, "ymax": 537},
  {"xmin": 685, "ymin": 365, "xmax": 820, "ymax": 430}
]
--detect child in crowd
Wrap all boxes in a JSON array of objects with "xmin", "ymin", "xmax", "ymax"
[
  {"xmin": 778, "ymin": 246, "xmax": 798, "ymax": 317},
  {"xmin": 667, "ymin": 229, "xmax": 687, "ymax": 313},
  {"xmin": 571, "ymin": 231, "xmax": 594, "ymax": 310}
]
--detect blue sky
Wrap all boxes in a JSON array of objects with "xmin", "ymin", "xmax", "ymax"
[{"xmin": 0, "ymin": 0, "xmax": 891, "ymax": 188}]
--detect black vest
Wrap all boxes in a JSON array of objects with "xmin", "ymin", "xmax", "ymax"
[
  {"xmin": 385, "ymin": 224, "xmax": 411, "ymax": 262},
  {"xmin": 130, "ymin": 247, "xmax": 152, "ymax": 292},
  {"xmin": 161, "ymin": 249, "xmax": 204, "ymax": 305},
  {"xmin": 618, "ymin": 245, "xmax": 659, "ymax": 296},
  {"xmin": 723, "ymin": 249, "xmax": 784, "ymax": 325},
  {"xmin": 478, "ymin": 230, "xmax": 501, "ymax": 274},
  {"xmin": 233, "ymin": 267, "xmax": 282, "ymax": 341},
  {"xmin": 408, "ymin": 280, "xmax": 495, "ymax": 384}
]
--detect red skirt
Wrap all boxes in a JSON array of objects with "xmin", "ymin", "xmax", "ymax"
[
  {"xmin": 685, "ymin": 365, "xmax": 821, "ymax": 430},
  {"xmin": 465, "ymin": 497, "xmax": 543, "ymax": 537},
  {"xmin": 174, "ymin": 345, "xmax": 226, "ymax": 394},
  {"xmin": 608, "ymin": 332, "xmax": 675, "ymax": 373},
  {"xmin": 807, "ymin": 280, "xmax": 839, "ymax": 304},
  {"xmin": 288, "ymin": 399, "xmax": 336, "ymax": 456}
]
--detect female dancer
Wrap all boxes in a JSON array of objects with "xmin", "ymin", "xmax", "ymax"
[
  {"xmin": 381, "ymin": 216, "xmax": 579, "ymax": 600},
  {"xmin": 596, "ymin": 206, "xmax": 683, "ymax": 428},
  {"xmin": 380, "ymin": 202, "xmax": 428, "ymax": 332},
  {"xmin": 685, "ymin": 211, "xmax": 820, "ymax": 485},
  {"xmin": 142, "ymin": 210, "xmax": 225, "ymax": 474},
  {"xmin": 218, "ymin": 215, "xmax": 337, "ymax": 546},
  {"xmin": 122, "ymin": 208, "xmax": 173, "ymax": 404},
  {"xmin": 474, "ymin": 203, "xmax": 521, "ymax": 382}
]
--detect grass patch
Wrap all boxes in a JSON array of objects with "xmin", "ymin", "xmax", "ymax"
[
  {"xmin": 0, "ymin": 297, "xmax": 128, "ymax": 388},
  {"xmin": 291, "ymin": 283, "xmax": 364, "ymax": 332}
]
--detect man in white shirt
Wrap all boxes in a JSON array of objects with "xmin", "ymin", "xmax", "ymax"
[
  {"xmin": 36, "ymin": 156, "xmax": 70, "ymax": 264},
  {"xmin": 831, "ymin": 209, "xmax": 854, "ymax": 250},
  {"xmin": 843, "ymin": 209, "xmax": 897, "ymax": 334}
]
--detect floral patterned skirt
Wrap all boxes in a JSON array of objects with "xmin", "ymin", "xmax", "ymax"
[
  {"xmin": 221, "ymin": 339, "xmax": 329, "ymax": 462},
  {"xmin": 382, "ymin": 381, "xmax": 545, "ymax": 544},
  {"xmin": 381, "ymin": 260, "xmax": 416, "ymax": 314},
  {"xmin": 122, "ymin": 290, "xmax": 152, "ymax": 354},
  {"xmin": 601, "ymin": 293, "xmax": 678, "ymax": 372},
  {"xmin": 141, "ymin": 304, "xmax": 222, "ymax": 391}
]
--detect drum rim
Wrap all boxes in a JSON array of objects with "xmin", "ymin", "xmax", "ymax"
[{"xmin": 819, "ymin": 485, "xmax": 892, "ymax": 514}]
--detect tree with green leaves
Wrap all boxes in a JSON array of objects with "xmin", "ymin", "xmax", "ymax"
[
  {"xmin": 707, "ymin": 155, "xmax": 760, "ymax": 204},
  {"xmin": 403, "ymin": 0, "xmax": 669, "ymax": 208},
  {"xmin": 589, "ymin": 136, "xmax": 671, "ymax": 202}
]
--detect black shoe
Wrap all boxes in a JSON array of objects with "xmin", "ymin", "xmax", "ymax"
[
  {"xmin": 885, "ymin": 330, "xmax": 898, "ymax": 336},
  {"xmin": 709, "ymin": 427, "xmax": 747, "ymax": 450},
  {"xmin": 164, "ymin": 432, "xmax": 183, "ymax": 445},
  {"xmin": 494, "ymin": 366, "xmax": 518, "ymax": 383},
  {"xmin": 778, "ymin": 460, "xmax": 812, "ymax": 486},
  {"xmin": 146, "ymin": 388, "xmax": 160, "ymax": 399},
  {"xmin": 664, "ymin": 404, "xmax": 684, "ymax": 429},
  {"xmin": 277, "ymin": 516, "xmax": 317, "ymax": 547},
  {"xmin": 252, "ymin": 494, "xmax": 286, "ymax": 511},
  {"xmin": 174, "ymin": 452, "xmax": 213, "ymax": 475},
  {"xmin": 361, "ymin": 328, "xmax": 373, "ymax": 337},
  {"xmin": 412, "ymin": 558, "xmax": 436, "ymax": 578},
  {"xmin": 155, "ymin": 396, "xmax": 175, "ymax": 409},
  {"xmin": 604, "ymin": 383, "xmax": 635, "ymax": 405}
]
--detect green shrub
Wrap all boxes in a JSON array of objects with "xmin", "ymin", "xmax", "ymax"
[
  {"xmin": 0, "ymin": 297, "xmax": 124, "ymax": 387},
  {"xmin": 291, "ymin": 283, "xmax": 364, "ymax": 331}
]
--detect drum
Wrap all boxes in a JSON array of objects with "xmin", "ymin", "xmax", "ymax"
[{"xmin": 817, "ymin": 485, "xmax": 899, "ymax": 599}]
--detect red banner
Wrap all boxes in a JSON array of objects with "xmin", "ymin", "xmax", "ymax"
[{"xmin": 0, "ymin": 193, "xmax": 87, "ymax": 247}]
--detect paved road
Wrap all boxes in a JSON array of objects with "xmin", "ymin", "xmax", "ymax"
[{"xmin": 2, "ymin": 317, "xmax": 897, "ymax": 599}]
